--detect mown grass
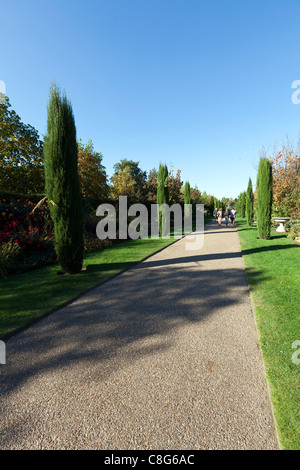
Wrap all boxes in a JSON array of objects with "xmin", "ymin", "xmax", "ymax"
[
  {"xmin": 0, "ymin": 236, "xmax": 180, "ymax": 340},
  {"xmin": 236, "ymin": 218, "xmax": 300, "ymax": 450}
]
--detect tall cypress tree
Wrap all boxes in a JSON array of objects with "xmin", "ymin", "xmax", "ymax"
[
  {"xmin": 184, "ymin": 181, "xmax": 191, "ymax": 221},
  {"xmin": 256, "ymin": 157, "xmax": 273, "ymax": 239},
  {"xmin": 184, "ymin": 181, "xmax": 191, "ymax": 205},
  {"xmin": 44, "ymin": 82, "xmax": 83, "ymax": 274},
  {"xmin": 246, "ymin": 178, "xmax": 254, "ymax": 226},
  {"xmin": 210, "ymin": 195, "xmax": 215, "ymax": 216},
  {"xmin": 157, "ymin": 163, "xmax": 169, "ymax": 236},
  {"xmin": 240, "ymin": 191, "xmax": 246, "ymax": 218}
]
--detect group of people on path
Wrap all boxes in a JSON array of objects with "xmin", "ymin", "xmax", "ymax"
[{"xmin": 214, "ymin": 207, "xmax": 237, "ymax": 227}]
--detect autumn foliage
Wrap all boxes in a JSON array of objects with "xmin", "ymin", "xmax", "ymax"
[{"xmin": 269, "ymin": 143, "xmax": 300, "ymax": 218}]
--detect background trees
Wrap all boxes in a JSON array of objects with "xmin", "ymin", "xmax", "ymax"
[
  {"xmin": 145, "ymin": 168, "xmax": 158, "ymax": 202},
  {"xmin": 168, "ymin": 164, "xmax": 183, "ymax": 203},
  {"xmin": 270, "ymin": 143, "xmax": 300, "ymax": 218},
  {"xmin": 190, "ymin": 185, "xmax": 201, "ymax": 203},
  {"xmin": 43, "ymin": 83, "xmax": 83, "ymax": 274},
  {"xmin": 110, "ymin": 166, "xmax": 137, "ymax": 199},
  {"xmin": 0, "ymin": 97, "xmax": 44, "ymax": 194},
  {"xmin": 110, "ymin": 158, "xmax": 147, "ymax": 200},
  {"xmin": 237, "ymin": 192, "xmax": 246, "ymax": 217},
  {"xmin": 77, "ymin": 139, "xmax": 109, "ymax": 199}
]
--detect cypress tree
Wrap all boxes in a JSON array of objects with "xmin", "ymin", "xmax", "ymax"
[
  {"xmin": 256, "ymin": 157, "xmax": 273, "ymax": 239},
  {"xmin": 157, "ymin": 163, "xmax": 169, "ymax": 236},
  {"xmin": 184, "ymin": 181, "xmax": 191, "ymax": 220},
  {"xmin": 210, "ymin": 195, "xmax": 215, "ymax": 216},
  {"xmin": 184, "ymin": 181, "xmax": 191, "ymax": 205},
  {"xmin": 240, "ymin": 191, "xmax": 246, "ymax": 218},
  {"xmin": 246, "ymin": 178, "xmax": 254, "ymax": 226},
  {"xmin": 44, "ymin": 82, "xmax": 83, "ymax": 274}
]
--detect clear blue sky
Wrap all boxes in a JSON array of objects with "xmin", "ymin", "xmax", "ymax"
[{"xmin": 1, "ymin": 0, "xmax": 300, "ymax": 199}]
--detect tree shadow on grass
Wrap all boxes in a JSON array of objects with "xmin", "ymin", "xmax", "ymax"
[{"xmin": 241, "ymin": 244, "xmax": 299, "ymax": 256}]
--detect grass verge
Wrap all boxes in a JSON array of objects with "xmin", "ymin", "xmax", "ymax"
[{"xmin": 236, "ymin": 218, "xmax": 300, "ymax": 450}]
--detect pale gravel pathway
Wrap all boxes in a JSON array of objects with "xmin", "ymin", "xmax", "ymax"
[{"xmin": 0, "ymin": 222, "xmax": 280, "ymax": 449}]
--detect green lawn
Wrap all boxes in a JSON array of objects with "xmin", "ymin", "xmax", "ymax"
[
  {"xmin": 236, "ymin": 218, "xmax": 300, "ymax": 450},
  {"xmin": 0, "ymin": 235, "xmax": 180, "ymax": 340}
]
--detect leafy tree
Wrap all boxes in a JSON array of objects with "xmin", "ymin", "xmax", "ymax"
[
  {"xmin": 111, "ymin": 158, "xmax": 147, "ymax": 200},
  {"xmin": 168, "ymin": 163, "xmax": 183, "ymax": 203},
  {"xmin": 157, "ymin": 163, "xmax": 169, "ymax": 236},
  {"xmin": 77, "ymin": 139, "xmax": 109, "ymax": 199},
  {"xmin": 0, "ymin": 96, "xmax": 44, "ymax": 193},
  {"xmin": 256, "ymin": 157, "xmax": 273, "ymax": 239},
  {"xmin": 190, "ymin": 185, "xmax": 201, "ymax": 203},
  {"xmin": 145, "ymin": 167, "xmax": 158, "ymax": 202},
  {"xmin": 201, "ymin": 191, "xmax": 208, "ymax": 205},
  {"xmin": 110, "ymin": 166, "xmax": 136, "ymax": 199},
  {"xmin": 246, "ymin": 178, "xmax": 254, "ymax": 226},
  {"xmin": 43, "ymin": 82, "xmax": 83, "ymax": 274}
]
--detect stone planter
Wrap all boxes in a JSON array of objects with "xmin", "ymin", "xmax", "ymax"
[{"xmin": 273, "ymin": 217, "xmax": 291, "ymax": 233}]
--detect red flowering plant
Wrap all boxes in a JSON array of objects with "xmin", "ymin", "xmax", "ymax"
[{"xmin": 0, "ymin": 196, "xmax": 55, "ymax": 275}]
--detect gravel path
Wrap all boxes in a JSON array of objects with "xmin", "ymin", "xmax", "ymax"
[{"xmin": 0, "ymin": 221, "xmax": 280, "ymax": 449}]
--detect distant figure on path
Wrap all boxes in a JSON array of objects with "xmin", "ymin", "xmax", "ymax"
[
  {"xmin": 217, "ymin": 208, "xmax": 223, "ymax": 226},
  {"xmin": 230, "ymin": 208, "xmax": 237, "ymax": 226},
  {"xmin": 214, "ymin": 208, "xmax": 218, "ymax": 221},
  {"xmin": 224, "ymin": 209, "xmax": 229, "ymax": 226}
]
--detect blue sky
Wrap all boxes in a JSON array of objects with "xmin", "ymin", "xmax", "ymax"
[{"xmin": 1, "ymin": 0, "xmax": 300, "ymax": 199}]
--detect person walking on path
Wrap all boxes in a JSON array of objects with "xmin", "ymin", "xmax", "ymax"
[
  {"xmin": 230, "ymin": 208, "xmax": 237, "ymax": 226},
  {"xmin": 217, "ymin": 208, "xmax": 223, "ymax": 226}
]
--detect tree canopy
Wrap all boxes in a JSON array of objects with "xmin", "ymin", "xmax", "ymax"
[
  {"xmin": 77, "ymin": 139, "xmax": 109, "ymax": 199},
  {"xmin": 0, "ymin": 97, "xmax": 44, "ymax": 193}
]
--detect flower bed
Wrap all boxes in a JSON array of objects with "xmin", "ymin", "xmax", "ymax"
[
  {"xmin": 0, "ymin": 197, "xmax": 55, "ymax": 276},
  {"xmin": 0, "ymin": 195, "xmax": 115, "ymax": 277}
]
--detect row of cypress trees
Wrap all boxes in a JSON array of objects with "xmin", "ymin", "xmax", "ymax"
[{"xmin": 44, "ymin": 80, "xmax": 272, "ymax": 274}]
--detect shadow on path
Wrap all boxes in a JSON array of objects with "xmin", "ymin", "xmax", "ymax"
[{"xmin": 1, "ymin": 262, "xmax": 267, "ymax": 402}]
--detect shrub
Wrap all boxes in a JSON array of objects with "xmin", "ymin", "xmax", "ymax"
[
  {"xmin": 286, "ymin": 219, "xmax": 300, "ymax": 240},
  {"xmin": 0, "ymin": 241, "xmax": 22, "ymax": 278},
  {"xmin": 84, "ymin": 238, "xmax": 112, "ymax": 253}
]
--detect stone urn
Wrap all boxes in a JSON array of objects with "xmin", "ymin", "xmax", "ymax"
[{"xmin": 273, "ymin": 217, "xmax": 291, "ymax": 233}]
